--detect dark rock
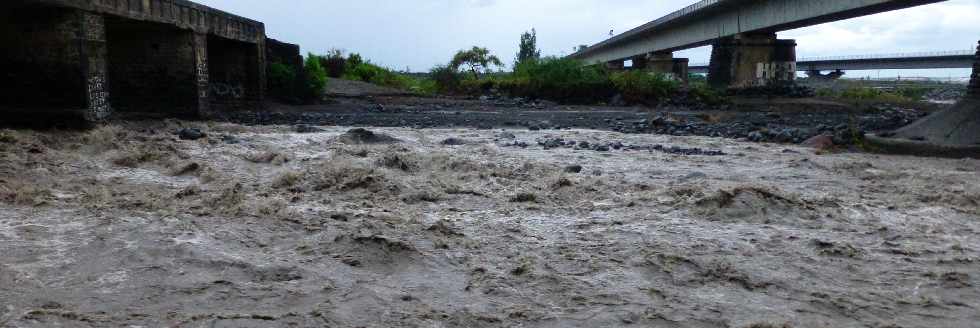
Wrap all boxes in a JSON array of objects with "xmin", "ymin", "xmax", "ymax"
[
  {"xmin": 338, "ymin": 128, "xmax": 401, "ymax": 144},
  {"xmin": 440, "ymin": 138, "xmax": 467, "ymax": 146},
  {"xmin": 177, "ymin": 128, "xmax": 205, "ymax": 141},
  {"xmin": 221, "ymin": 135, "xmax": 241, "ymax": 144},
  {"xmin": 802, "ymin": 134, "xmax": 834, "ymax": 151},
  {"xmin": 497, "ymin": 132, "xmax": 517, "ymax": 139},
  {"xmin": 172, "ymin": 162, "xmax": 200, "ymax": 176},
  {"xmin": 610, "ymin": 94, "xmax": 626, "ymax": 107},
  {"xmin": 564, "ymin": 165, "xmax": 583, "ymax": 173},
  {"xmin": 295, "ymin": 124, "xmax": 324, "ymax": 133}
]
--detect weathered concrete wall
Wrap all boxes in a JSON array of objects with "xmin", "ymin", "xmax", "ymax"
[
  {"xmin": 0, "ymin": 6, "xmax": 84, "ymax": 111},
  {"xmin": 105, "ymin": 18, "xmax": 198, "ymax": 115},
  {"xmin": 708, "ymin": 33, "xmax": 796, "ymax": 89},
  {"xmin": 0, "ymin": 4, "xmax": 110, "ymax": 121},
  {"xmin": 645, "ymin": 52, "xmax": 676, "ymax": 76}
]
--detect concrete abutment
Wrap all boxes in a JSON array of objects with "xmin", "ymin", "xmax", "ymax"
[
  {"xmin": 708, "ymin": 33, "xmax": 797, "ymax": 89},
  {"xmin": 0, "ymin": 3, "xmax": 111, "ymax": 122},
  {"xmin": 0, "ymin": 0, "xmax": 282, "ymax": 124}
]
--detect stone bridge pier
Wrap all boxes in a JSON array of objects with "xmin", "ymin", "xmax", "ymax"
[
  {"xmin": 638, "ymin": 52, "xmax": 689, "ymax": 84},
  {"xmin": 708, "ymin": 32, "xmax": 797, "ymax": 89},
  {"xmin": 608, "ymin": 52, "xmax": 690, "ymax": 83},
  {"xmin": 0, "ymin": 0, "xmax": 279, "ymax": 124}
]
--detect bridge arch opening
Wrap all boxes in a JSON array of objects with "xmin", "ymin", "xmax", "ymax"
[
  {"xmin": 207, "ymin": 36, "xmax": 262, "ymax": 112},
  {"xmin": 0, "ymin": 2, "xmax": 89, "ymax": 120},
  {"xmin": 104, "ymin": 16, "xmax": 200, "ymax": 117}
]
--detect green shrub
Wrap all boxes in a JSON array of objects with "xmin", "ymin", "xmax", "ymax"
[
  {"xmin": 610, "ymin": 71, "xmax": 678, "ymax": 105},
  {"xmin": 268, "ymin": 61, "xmax": 296, "ymax": 90},
  {"xmin": 430, "ymin": 64, "xmax": 463, "ymax": 94},
  {"xmin": 304, "ymin": 53, "xmax": 328, "ymax": 100},
  {"xmin": 838, "ymin": 87, "xmax": 910, "ymax": 103},
  {"xmin": 344, "ymin": 63, "xmax": 382, "ymax": 83},
  {"xmin": 894, "ymin": 87, "xmax": 932, "ymax": 101},
  {"xmin": 321, "ymin": 49, "xmax": 346, "ymax": 78},
  {"xmin": 346, "ymin": 53, "xmax": 364, "ymax": 70},
  {"xmin": 688, "ymin": 82, "xmax": 726, "ymax": 106},
  {"xmin": 506, "ymin": 57, "xmax": 615, "ymax": 103}
]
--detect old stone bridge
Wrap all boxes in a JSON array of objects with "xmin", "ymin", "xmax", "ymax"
[{"xmin": 0, "ymin": 0, "xmax": 302, "ymax": 123}]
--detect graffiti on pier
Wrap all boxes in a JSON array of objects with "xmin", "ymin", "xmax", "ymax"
[
  {"xmin": 211, "ymin": 82, "xmax": 245, "ymax": 99},
  {"xmin": 196, "ymin": 61, "xmax": 209, "ymax": 98},
  {"xmin": 86, "ymin": 74, "xmax": 111, "ymax": 120}
]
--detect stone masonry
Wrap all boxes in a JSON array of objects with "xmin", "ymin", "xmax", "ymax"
[
  {"xmin": 0, "ymin": 0, "xmax": 291, "ymax": 123},
  {"xmin": 708, "ymin": 33, "xmax": 797, "ymax": 89}
]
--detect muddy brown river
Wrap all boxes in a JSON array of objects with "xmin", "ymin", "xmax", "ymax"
[{"xmin": 0, "ymin": 121, "xmax": 978, "ymax": 327}]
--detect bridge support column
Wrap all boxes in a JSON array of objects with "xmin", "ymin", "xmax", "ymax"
[
  {"xmin": 606, "ymin": 60, "xmax": 625, "ymax": 71},
  {"xmin": 193, "ymin": 33, "xmax": 212, "ymax": 117},
  {"xmin": 630, "ymin": 55, "xmax": 647, "ymax": 70},
  {"xmin": 645, "ymin": 51, "xmax": 675, "ymax": 75},
  {"xmin": 637, "ymin": 52, "xmax": 689, "ymax": 84},
  {"xmin": 672, "ymin": 58, "xmax": 690, "ymax": 84},
  {"xmin": 708, "ymin": 32, "xmax": 796, "ymax": 89},
  {"xmin": 79, "ymin": 12, "xmax": 111, "ymax": 122},
  {"xmin": 970, "ymin": 45, "xmax": 980, "ymax": 100}
]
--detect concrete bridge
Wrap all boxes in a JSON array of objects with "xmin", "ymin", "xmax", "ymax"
[
  {"xmin": 0, "ymin": 0, "xmax": 300, "ymax": 123},
  {"xmin": 569, "ymin": 0, "xmax": 947, "ymax": 88},
  {"xmin": 687, "ymin": 50, "xmax": 977, "ymax": 77}
]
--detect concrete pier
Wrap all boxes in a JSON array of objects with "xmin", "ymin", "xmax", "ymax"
[
  {"xmin": 606, "ymin": 60, "xmax": 626, "ymax": 71},
  {"xmin": 708, "ymin": 33, "xmax": 797, "ymax": 89}
]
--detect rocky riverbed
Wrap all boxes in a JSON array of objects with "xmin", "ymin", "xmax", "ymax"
[
  {"xmin": 228, "ymin": 95, "xmax": 929, "ymax": 146},
  {"xmin": 1, "ymin": 121, "xmax": 978, "ymax": 327}
]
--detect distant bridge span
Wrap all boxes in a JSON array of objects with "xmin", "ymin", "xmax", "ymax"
[
  {"xmin": 569, "ymin": 0, "xmax": 949, "ymax": 88},
  {"xmin": 687, "ymin": 50, "xmax": 977, "ymax": 74}
]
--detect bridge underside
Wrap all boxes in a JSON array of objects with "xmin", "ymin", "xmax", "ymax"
[
  {"xmin": 573, "ymin": 0, "xmax": 946, "ymax": 89},
  {"xmin": 572, "ymin": 0, "xmax": 943, "ymax": 65},
  {"xmin": 0, "ymin": 0, "xmax": 279, "ymax": 124}
]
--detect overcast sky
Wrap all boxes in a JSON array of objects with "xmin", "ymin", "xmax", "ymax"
[{"xmin": 197, "ymin": 0, "xmax": 980, "ymax": 77}]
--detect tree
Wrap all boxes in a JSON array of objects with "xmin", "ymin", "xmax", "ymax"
[
  {"xmin": 450, "ymin": 46, "xmax": 504, "ymax": 79},
  {"xmin": 574, "ymin": 44, "xmax": 589, "ymax": 53},
  {"xmin": 515, "ymin": 28, "xmax": 541, "ymax": 68}
]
